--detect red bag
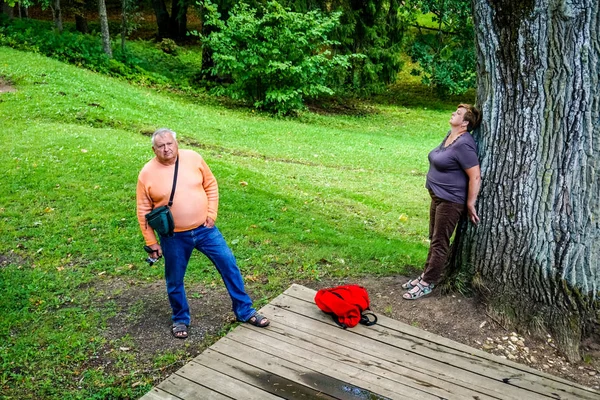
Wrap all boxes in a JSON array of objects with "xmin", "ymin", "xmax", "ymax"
[{"xmin": 314, "ymin": 285, "xmax": 377, "ymax": 329}]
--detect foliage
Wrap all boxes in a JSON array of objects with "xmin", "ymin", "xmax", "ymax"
[
  {"xmin": 199, "ymin": 0, "xmax": 353, "ymax": 115},
  {"xmin": 330, "ymin": 0, "xmax": 409, "ymax": 94},
  {"xmin": 280, "ymin": 0, "xmax": 410, "ymax": 95},
  {"xmin": 0, "ymin": 18, "xmax": 203, "ymax": 89},
  {"xmin": 405, "ymin": 0, "xmax": 476, "ymax": 95}
]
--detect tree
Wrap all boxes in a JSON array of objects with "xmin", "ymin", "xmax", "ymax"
[
  {"xmin": 451, "ymin": 0, "xmax": 599, "ymax": 361},
  {"xmin": 51, "ymin": 0, "xmax": 62, "ymax": 31},
  {"xmin": 150, "ymin": 0, "xmax": 190, "ymax": 40},
  {"xmin": 98, "ymin": 0, "xmax": 111, "ymax": 57},
  {"xmin": 202, "ymin": 1, "xmax": 352, "ymax": 115},
  {"xmin": 406, "ymin": 0, "xmax": 476, "ymax": 95}
]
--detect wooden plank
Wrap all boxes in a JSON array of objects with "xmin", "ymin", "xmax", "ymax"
[
  {"xmin": 171, "ymin": 361, "xmax": 280, "ymax": 400},
  {"xmin": 286, "ymin": 284, "xmax": 593, "ymax": 389},
  {"xmin": 237, "ymin": 318, "xmax": 511, "ymax": 400},
  {"xmin": 241, "ymin": 306, "xmax": 525, "ymax": 400},
  {"xmin": 156, "ymin": 374, "xmax": 232, "ymax": 400},
  {"xmin": 194, "ymin": 349, "xmax": 338, "ymax": 400},
  {"xmin": 139, "ymin": 387, "xmax": 184, "ymax": 400},
  {"xmin": 230, "ymin": 324, "xmax": 503, "ymax": 400},
  {"xmin": 277, "ymin": 286, "xmax": 599, "ymax": 400},
  {"xmin": 211, "ymin": 328, "xmax": 439, "ymax": 399}
]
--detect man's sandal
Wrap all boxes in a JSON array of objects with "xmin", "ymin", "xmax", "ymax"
[
  {"xmin": 246, "ymin": 313, "xmax": 270, "ymax": 328},
  {"xmin": 402, "ymin": 282, "xmax": 433, "ymax": 300},
  {"xmin": 171, "ymin": 323, "xmax": 188, "ymax": 339}
]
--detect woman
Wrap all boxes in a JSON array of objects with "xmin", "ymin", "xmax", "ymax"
[{"xmin": 402, "ymin": 104, "xmax": 481, "ymax": 300}]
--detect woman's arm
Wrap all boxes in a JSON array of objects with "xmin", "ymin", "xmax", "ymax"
[{"xmin": 464, "ymin": 165, "xmax": 481, "ymax": 224}]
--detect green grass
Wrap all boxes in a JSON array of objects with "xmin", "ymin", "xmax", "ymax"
[{"xmin": 0, "ymin": 46, "xmax": 468, "ymax": 398}]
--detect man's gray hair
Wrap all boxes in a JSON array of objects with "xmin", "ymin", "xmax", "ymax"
[{"xmin": 151, "ymin": 128, "xmax": 177, "ymax": 146}]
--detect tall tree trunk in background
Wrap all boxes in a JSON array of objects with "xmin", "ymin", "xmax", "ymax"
[
  {"xmin": 169, "ymin": 0, "xmax": 188, "ymax": 40},
  {"xmin": 1, "ymin": 1, "xmax": 14, "ymax": 18},
  {"xmin": 121, "ymin": 0, "xmax": 127, "ymax": 52},
  {"xmin": 452, "ymin": 0, "xmax": 599, "ymax": 361},
  {"xmin": 98, "ymin": 0, "xmax": 112, "ymax": 57},
  {"xmin": 151, "ymin": 0, "xmax": 170, "ymax": 40},
  {"xmin": 19, "ymin": 3, "xmax": 28, "ymax": 18},
  {"xmin": 52, "ymin": 0, "xmax": 63, "ymax": 32},
  {"xmin": 75, "ymin": 14, "xmax": 89, "ymax": 33}
]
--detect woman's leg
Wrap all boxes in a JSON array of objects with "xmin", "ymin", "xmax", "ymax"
[{"xmin": 421, "ymin": 196, "xmax": 465, "ymax": 285}]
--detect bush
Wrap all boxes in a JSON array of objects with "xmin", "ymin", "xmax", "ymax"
[
  {"xmin": 200, "ymin": 0, "xmax": 354, "ymax": 115},
  {"xmin": 405, "ymin": 0, "xmax": 476, "ymax": 96},
  {"xmin": 0, "ymin": 19, "xmax": 201, "ymax": 90}
]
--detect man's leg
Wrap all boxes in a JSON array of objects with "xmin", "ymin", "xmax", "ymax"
[
  {"xmin": 160, "ymin": 231, "xmax": 194, "ymax": 326},
  {"xmin": 192, "ymin": 225, "xmax": 256, "ymax": 322}
]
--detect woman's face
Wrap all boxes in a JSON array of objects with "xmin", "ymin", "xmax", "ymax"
[{"xmin": 449, "ymin": 107, "xmax": 468, "ymax": 127}]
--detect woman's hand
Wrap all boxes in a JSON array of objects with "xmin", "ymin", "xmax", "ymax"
[
  {"xmin": 464, "ymin": 165, "xmax": 481, "ymax": 225},
  {"xmin": 467, "ymin": 203, "xmax": 480, "ymax": 225}
]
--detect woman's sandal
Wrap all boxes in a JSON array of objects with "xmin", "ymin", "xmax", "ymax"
[
  {"xmin": 171, "ymin": 323, "xmax": 188, "ymax": 339},
  {"xmin": 246, "ymin": 313, "xmax": 270, "ymax": 328},
  {"xmin": 402, "ymin": 282, "xmax": 433, "ymax": 300},
  {"xmin": 401, "ymin": 274, "xmax": 423, "ymax": 290}
]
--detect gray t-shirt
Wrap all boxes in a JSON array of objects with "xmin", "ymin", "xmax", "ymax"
[{"xmin": 425, "ymin": 131, "xmax": 479, "ymax": 204}]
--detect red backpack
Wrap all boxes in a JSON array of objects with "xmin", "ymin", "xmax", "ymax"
[{"xmin": 314, "ymin": 285, "xmax": 378, "ymax": 329}]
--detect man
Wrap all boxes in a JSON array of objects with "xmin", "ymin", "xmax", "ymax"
[{"xmin": 136, "ymin": 128, "xmax": 269, "ymax": 339}]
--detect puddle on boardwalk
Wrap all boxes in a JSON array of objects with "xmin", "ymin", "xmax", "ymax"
[{"xmin": 241, "ymin": 368, "xmax": 391, "ymax": 399}]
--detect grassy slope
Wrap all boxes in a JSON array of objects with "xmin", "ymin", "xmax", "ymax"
[{"xmin": 0, "ymin": 46, "xmax": 462, "ymax": 398}]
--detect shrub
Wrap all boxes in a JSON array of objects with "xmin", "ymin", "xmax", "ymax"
[{"xmin": 200, "ymin": 0, "xmax": 355, "ymax": 115}]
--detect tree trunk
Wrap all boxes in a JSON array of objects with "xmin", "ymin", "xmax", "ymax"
[
  {"xmin": 453, "ymin": 0, "xmax": 600, "ymax": 361},
  {"xmin": 150, "ymin": 0, "xmax": 170, "ymax": 40},
  {"xmin": 169, "ymin": 0, "xmax": 188, "ymax": 40},
  {"xmin": 75, "ymin": 13, "xmax": 88, "ymax": 34},
  {"xmin": 1, "ymin": 1, "xmax": 14, "ymax": 18},
  {"xmin": 121, "ymin": 0, "xmax": 127, "ymax": 53},
  {"xmin": 52, "ymin": 0, "xmax": 63, "ymax": 32},
  {"xmin": 98, "ymin": 0, "xmax": 112, "ymax": 58}
]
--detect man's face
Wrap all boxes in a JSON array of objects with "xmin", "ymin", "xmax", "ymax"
[{"xmin": 152, "ymin": 132, "xmax": 179, "ymax": 165}]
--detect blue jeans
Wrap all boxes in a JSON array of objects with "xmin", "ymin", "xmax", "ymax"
[{"xmin": 160, "ymin": 225, "xmax": 256, "ymax": 325}]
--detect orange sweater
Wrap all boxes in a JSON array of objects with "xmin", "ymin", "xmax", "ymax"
[{"xmin": 136, "ymin": 149, "xmax": 218, "ymax": 245}]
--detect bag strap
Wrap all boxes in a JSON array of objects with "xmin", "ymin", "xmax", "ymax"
[
  {"xmin": 360, "ymin": 312, "xmax": 378, "ymax": 326},
  {"xmin": 167, "ymin": 156, "xmax": 179, "ymax": 207}
]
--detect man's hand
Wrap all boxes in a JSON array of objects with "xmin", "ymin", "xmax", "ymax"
[
  {"xmin": 148, "ymin": 243, "xmax": 162, "ymax": 258},
  {"xmin": 204, "ymin": 216, "xmax": 215, "ymax": 228}
]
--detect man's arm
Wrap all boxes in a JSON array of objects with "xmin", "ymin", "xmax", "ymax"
[
  {"xmin": 136, "ymin": 178, "xmax": 159, "ymax": 245},
  {"xmin": 200, "ymin": 157, "xmax": 219, "ymax": 223}
]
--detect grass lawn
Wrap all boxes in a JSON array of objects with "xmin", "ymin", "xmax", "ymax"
[{"xmin": 0, "ymin": 46, "xmax": 472, "ymax": 398}]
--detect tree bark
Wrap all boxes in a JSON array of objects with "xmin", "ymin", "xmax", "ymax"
[
  {"xmin": 169, "ymin": 0, "xmax": 188, "ymax": 40},
  {"xmin": 454, "ymin": 0, "xmax": 600, "ymax": 361},
  {"xmin": 150, "ymin": 0, "xmax": 170, "ymax": 40},
  {"xmin": 1, "ymin": 1, "xmax": 14, "ymax": 18},
  {"xmin": 19, "ymin": 4, "xmax": 28, "ymax": 18},
  {"xmin": 75, "ymin": 13, "xmax": 88, "ymax": 34},
  {"xmin": 52, "ymin": 0, "xmax": 63, "ymax": 32},
  {"xmin": 98, "ymin": 0, "xmax": 112, "ymax": 58}
]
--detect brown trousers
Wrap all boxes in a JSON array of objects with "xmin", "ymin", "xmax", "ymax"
[{"xmin": 421, "ymin": 191, "xmax": 466, "ymax": 285}]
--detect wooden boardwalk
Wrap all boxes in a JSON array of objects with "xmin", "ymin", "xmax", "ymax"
[{"xmin": 141, "ymin": 284, "xmax": 600, "ymax": 400}]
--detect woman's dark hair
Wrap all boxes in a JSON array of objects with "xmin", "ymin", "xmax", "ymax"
[{"xmin": 458, "ymin": 104, "xmax": 481, "ymax": 132}]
